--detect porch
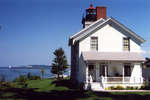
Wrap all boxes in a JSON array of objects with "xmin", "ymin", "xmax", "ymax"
[
  {"xmin": 82, "ymin": 52, "xmax": 145, "ymax": 90},
  {"xmin": 85, "ymin": 62, "xmax": 144, "ymax": 90},
  {"xmin": 102, "ymin": 76, "xmax": 142, "ymax": 84}
]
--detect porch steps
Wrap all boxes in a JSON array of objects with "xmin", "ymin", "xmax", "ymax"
[{"xmin": 91, "ymin": 82, "xmax": 104, "ymax": 91}]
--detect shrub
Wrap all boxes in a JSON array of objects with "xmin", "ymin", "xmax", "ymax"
[
  {"xmin": 0, "ymin": 75, "xmax": 6, "ymax": 83},
  {"xmin": 125, "ymin": 86, "xmax": 139, "ymax": 90},
  {"xmin": 134, "ymin": 86, "xmax": 139, "ymax": 90},
  {"xmin": 27, "ymin": 72, "xmax": 31, "ymax": 80},
  {"xmin": 116, "ymin": 85, "xmax": 124, "ymax": 90},
  {"xmin": 143, "ymin": 81, "xmax": 146, "ymax": 87},
  {"xmin": 141, "ymin": 86, "xmax": 146, "ymax": 90},
  {"xmin": 0, "ymin": 82, "xmax": 13, "ymax": 88},
  {"xmin": 141, "ymin": 86, "xmax": 150, "ymax": 90},
  {"xmin": 13, "ymin": 75, "xmax": 27, "ymax": 85},
  {"xmin": 14, "ymin": 74, "xmax": 40, "ymax": 82},
  {"xmin": 130, "ymin": 86, "xmax": 134, "ymax": 90},
  {"xmin": 109, "ymin": 86, "xmax": 124, "ymax": 90},
  {"xmin": 22, "ymin": 83, "xmax": 28, "ymax": 88},
  {"xmin": 126, "ymin": 86, "xmax": 131, "ymax": 90},
  {"xmin": 30, "ymin": 75, "xmax": 41, "ymax": 80},
  {"xmin": 105, "ymin": 87, "xmax": 111, "ymax": 90},
  {"xmin": 110, "ymin": 86, "xmax": 115, "ymax": 90},
  {"xmin": 146, "ymin": 86, "xmax": 150, "ymax": 90},
  {"xmin": 27, "ymin": 72, "xmax": 41, "ymax": 80},
  {"xmin": 41, "ymin": 68, "xmax": 45, "ymax": 79}
]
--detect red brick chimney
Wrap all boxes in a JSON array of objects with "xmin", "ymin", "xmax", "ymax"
[{"xmin": 96, "ymin": 6, "xmax": 107, "ymax": 20}]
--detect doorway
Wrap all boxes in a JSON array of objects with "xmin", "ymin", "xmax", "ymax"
[{"xmin": 88, "ymin": 64, "xmax": 96, "ymax": 82}]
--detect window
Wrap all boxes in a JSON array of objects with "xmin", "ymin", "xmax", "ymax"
[
  {"xmin": 123, "ymin": 37, "xmax": 130, "ymax": 51},
  {"xmin": 91, "ymin": 37, "xmax": 98, "ymax": 51},
  {"xmin": 124, "ymin": 64, "xmax": 131, "ymax": 76}
]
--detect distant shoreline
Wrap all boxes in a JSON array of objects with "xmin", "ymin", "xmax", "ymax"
[
  {"xmin": 0, "ymin": 65, "xmax": 51, "ymax": 69},
  {"xmin": 0, "ymin": 67, "xmax": 50, "ymax": 69}
]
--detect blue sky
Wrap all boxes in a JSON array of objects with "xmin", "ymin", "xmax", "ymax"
[{"xmin": 0, "ymin": 0, "xmax": 150, "ymax": 66}]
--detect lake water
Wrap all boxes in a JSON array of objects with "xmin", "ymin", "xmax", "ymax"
[{"xmin": 0, "ymin": 68, "xmax": 70, "ymax": 81}]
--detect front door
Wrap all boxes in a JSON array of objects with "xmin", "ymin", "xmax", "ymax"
[{"xmin": 88, "ymin": 64, "xmax": 96, "ymax": 82}]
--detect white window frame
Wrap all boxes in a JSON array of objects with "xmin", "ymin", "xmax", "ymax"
[{"xmin": 90, "ymin": 37, "xmax": 98, "ymax": 51}]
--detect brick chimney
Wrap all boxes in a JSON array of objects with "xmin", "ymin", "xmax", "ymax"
[{"xmin": 96, "ymin": 6, "xmax": 107, "ymax": 20}]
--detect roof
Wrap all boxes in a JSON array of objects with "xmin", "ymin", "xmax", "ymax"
[
  {"xmin": 144, "ymin": 58, "xmax": 150, "ymax": 66},
  {"xmin": 70, "ymin": 18, "xmax": 105, "ymax": 40},
  {"xmin": 69, "ymin": 17, "xmax": 145, "ymax": 46},
  {"xmin": 82, "ymin": 52, "xmax": 145, "ymax": 62}
]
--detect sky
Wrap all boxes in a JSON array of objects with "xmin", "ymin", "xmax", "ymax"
[{"xmin": 0, "ymin": 0, "xmax": 150, "ymax": 66}]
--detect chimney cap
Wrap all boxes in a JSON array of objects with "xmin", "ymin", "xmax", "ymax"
[{"xmin": 96, "ymin": 6, "xmax": 107, "ymax": 8}]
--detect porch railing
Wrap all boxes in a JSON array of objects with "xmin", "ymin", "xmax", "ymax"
[{"xmin": 101, "ymin": 76, "xmax": 143, "ymax": 84}]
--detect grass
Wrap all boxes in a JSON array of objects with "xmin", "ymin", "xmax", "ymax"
[
  {"xmin": 27, "ymin": 78, "xmax": 56, "ymax": 91},
  {"xmin": 27, "ymin": 78, "xmax": 69, "ymax": 92},
  {"xmin": 1, "ymin": 78, "xmax": 150, "ymax": 100},
  {"xmin": 110, "ymin": 91, "xmax": 150, "ymax": 95}
]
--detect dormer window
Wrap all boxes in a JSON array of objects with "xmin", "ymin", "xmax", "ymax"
[
  {"xmin": 91, "ymin": 37, "xmax": 98, "ymax": 51},
  {"xmin": 123, "ymin": 37, "xmax": 130, "ymax": 51}
]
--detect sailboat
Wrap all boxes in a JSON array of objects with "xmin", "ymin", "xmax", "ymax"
[{"xmin": 8, "ymin": 65, "xmax": 12, "ymax": 69}]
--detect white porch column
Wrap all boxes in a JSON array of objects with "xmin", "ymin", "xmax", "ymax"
[
  {"xmin": 131, "ymin": 63, "xmax": 143, "ymax": 84},
  {"xmin": 122, "ymin": 65, "xmax": 124, "ymax": 83},
  {"xmin": 95, "ymin": 63, "xmax": 99, "ymax": 82},
  {"xmin": 105, "ymin": 65, "xmax": 107, "ymax": 83}
]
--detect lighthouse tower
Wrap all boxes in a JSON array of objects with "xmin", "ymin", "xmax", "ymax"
[{"xmin": 82, "ymin": 4, "xmax": 107, "ymax": 28}]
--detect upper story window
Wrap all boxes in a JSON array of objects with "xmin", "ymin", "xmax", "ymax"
[
  {"xmin": 123, "ymin": 37, "xmax": 130, "ymax": 51},
  {"xmin": 91, "ymin": 37, "xmax": 98, "ymax": 51}
]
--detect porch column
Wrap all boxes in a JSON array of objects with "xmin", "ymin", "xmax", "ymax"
[
  {"xmin": 132, "ymin": 63, "xmax": 143, "ymax": 83},
  {"xmin": 105, "ymin": 65, "xmax": 107, "ymax": 77},
  {"xmin": 86, "ymin": 65, "xmax": 88, "ymax": 83},
  {"xmin": 105, "ymin": 65, "xmax": 107, "ymax": 83},
  {"xmin": 122, "ymin": 65, "xmax": 124, "ymax": 83},
  {"xmin": 95, "ymin": 63, "xmax": 99, "ymax": 82}
]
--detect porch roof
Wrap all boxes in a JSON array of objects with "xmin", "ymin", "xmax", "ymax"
[{"xmin": 82, "ymin": 52, "xmax": 145, "ymax": 62}]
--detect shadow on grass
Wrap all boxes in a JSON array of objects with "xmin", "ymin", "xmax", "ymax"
[
  {"xmin": 0, "ymin": 88, "xmax": 89, "ymax": 100},
  {"xmin": 52, "ymin": 79, "xmax": 79, "ymax": 89},
  {"xmin": 93, "ymin": 91, "xmax": 150, "ymax": 100},
  {"xmin": 0, "ymin": 79, "xmax": 89, "ymax": 100},
  {"xmin": 1, "ymin": 79, "xmax": 150, "ymax": 100}
]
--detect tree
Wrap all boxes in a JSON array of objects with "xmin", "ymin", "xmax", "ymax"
[
  {"xmin": 51, "ymin": 48, "xmax": 68, "ymax": 79},
  {"xmin": 41, "ymin": 68, "xmax": 45, "ymax": 79},
  {"xmin": 0, "ymin": 75, "xmax": 6, "ymax": 83},
  {"xmin": 27, "ymin": 72, "xmax": 31, "ymax": 80}
]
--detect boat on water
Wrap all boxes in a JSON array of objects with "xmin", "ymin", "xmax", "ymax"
[
  {"xmin": 8, "ymin": 65, "xmax": 12, "ymax": 69},
  {"xmin": 27, "ymin": 65, "xmax": 32, "ymax": 68}
]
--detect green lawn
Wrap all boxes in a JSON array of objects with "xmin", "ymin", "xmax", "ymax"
[
  {"xmin": 1, "ymin": 78, "xmax": 150, "ymax": 100},
  {"xmin": 27, "ymin": 78, "xmax": 69, "ymax": 92}
]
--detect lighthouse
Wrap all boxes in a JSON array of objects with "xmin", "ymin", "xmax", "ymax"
[{"xmin": 82, "ymin": 4, "xmax": 106, "ymax": 28}]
